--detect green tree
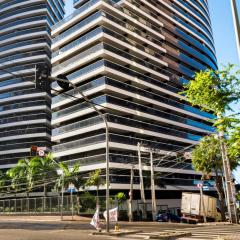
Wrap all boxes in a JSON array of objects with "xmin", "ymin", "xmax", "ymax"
[
  {"xmin": 7, "ymin": 158, "xmax": 33, "ymax": 193},
  {"xmin": 85, "ymin": 169, "xmax": 105, "ymax": 208},
  {"xmin": 0, "ymin": 171, "xmax": 10, "ymax": 195},
  {"xmin": 29, "ymin": 153, "xmax": 58, "ymax": 211},
  {"xmin": 55, "ymin": 162, "xmax": 85, "ymax": 214},
  {"xmin": 7, "ymin": 158, "xmax": 33, "ymax": 211},
  {"xmin": 192, "ymin": 134, "xmax": 238, "ymax": 221},
  {"xmin": 181, "ymin": 64, "xmax": 240, "ymax": 222},
  {"xmin": 228, "ymin": 126, "xmax": 240, "ymax": 159},
  {"xmin": 181, "ymin": 64, "xmax": 240, "ymax": 115},
  {"xmin": 115, "ymin": 192, "xmax": 126, "ymax": 210},
  {"xmin": 55, "ymin": 162, "xmax": 84, "ymax": 191}
]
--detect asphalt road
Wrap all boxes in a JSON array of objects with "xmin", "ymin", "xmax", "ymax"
[{"xmin": 0, "ymin": 216, "xmax": 206, "ymax": 240}]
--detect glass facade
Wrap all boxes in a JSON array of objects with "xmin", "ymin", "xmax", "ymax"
[
  {"xmin": 51, "ymin": 0, "xmax": 216, "ymax": 192},
  {"xmin": 0, "ymin": 0, "xmax": 65, "ymax": 167}
]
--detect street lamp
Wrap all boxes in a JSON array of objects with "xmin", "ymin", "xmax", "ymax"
[
  {"xmin": 231, "ymin": 0, "xmax": 240, "ymax": 60},
  {"xmin": 36, "ymin": 66, "xmax": 110, "ymax": 232}
]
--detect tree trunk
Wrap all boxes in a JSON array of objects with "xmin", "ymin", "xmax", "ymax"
[
  {"xmin": 43, "ymin": 182, "xmax": 47, "ymax": 212},
  {"xmin": 96, "ymin": 187, "xmax": 99, "ymax": 209},
  {"xmin": 27, "ymin": 191, "xmax": 30, "ymax": 212},
  {"xmin": 215, "ymin": 173, "xmax": 226, "ymax": 221}
]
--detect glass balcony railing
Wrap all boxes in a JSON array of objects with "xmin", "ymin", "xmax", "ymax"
[
  {"xmin": 0, "ymin": 16, "xmax": 50, "ymax": 31},
  {"xmin": 52, "ymin": 95, "xmax": 106, "ymax": 120},
  {"xmin": 65, "ymin": 153, "xmax": 193, "ymax": 170},
  {"xmin": 0, "ymin": 113, "xmax": 50, "ymax": 125},
  {"xmin": 172, "ymin": 3, "xmax": 212, "ymax": 38},
  {"xmin": 0, "ymin": 27, "xmax": 51, "ymax": 43},
  {"xmin": 52, "ymin": 11, "xmax": 102, "ymax": 44},
  {"xmin": 53, "ymin": 132, "xmax": 183, "ymax": 153},
  {"xmin": 0, "ymin": 100, "xmax": 49, "ymax": 112},
  {"xmin": 52, "ymin": 111, "xmax": 202, "ymax": 142},
  {"xmin": 178, "ymin": 41, "xmax": 217, "ymax": 70},
  {"xmin": 177, "ymin": 0, "xmax": 210, "ymax": 27},
  {"xmin": 65, "ymin": 153, "xmax": 106, "ymax": 167},
  {"xmin": 106, "ymin": 95, "xmax": 214, "ymax": 132},
  {"xmin": 0, "ymin": 39, "xmax": 51, "ymax": 54},
  {"xmin": 0, "ymin": 63, "xmax": 37, "ymax": 76},
  {"xmin": 52, "ymin": 0, "xmax": 100, "ymax": 31},
  {"xmin": 0, "ymin": 78, "xmax": 23, "ymax": 88},
  {"xmin": 53, "ymin": 134, "xmax": 106, "ymax": 153},
  {"xmin": 173, "ymin": 16, "xmax": 214, "ymax": 50},
  {"xmin": 52, "ymin": 43, "xmax": 103, "ymax": 73},
  {"xmin": 52, "ymin": 27, "xmax": 103, "ymax": 58},
  {"xmin": 0, "ymin": 141, "xmax": 50, "ymax": 151},
  {"xmin": 52, "ymin": 76, "xmax": 105, "ymax": 104},
  {"xmin": 0, "ymin": 4, "xmax": 45, "ymax": 22},
  {"xmin": 0, "ymin": 127, "xmax": 51, "ymax": 139},
  {"xmin": 175, "ymin": 28, "xmax": 217, "ymax": 63},
  {"xmin": 53, "ymin": 92, "xmax": 213, "ymax": 133},
  {"xmin": 0, "ymin": 88, "xmax": 39, "ymax": 101},
  {"xmin": 0, "ymin": 50, "xmax": 49, "ymax": 65},
  {"xmin": 52, "ymin": 115, "xmax": 103, "ymax": 137},
  {"xmin": 67, "ymin": 59, "xmax": 105, "ymax": 81}
]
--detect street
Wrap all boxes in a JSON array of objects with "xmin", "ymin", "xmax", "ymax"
[{"xmin": 0, "ymin": 216, "xmax": 239, "ymax": 240}]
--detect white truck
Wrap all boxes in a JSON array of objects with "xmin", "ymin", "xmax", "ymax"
[{"xmin": 181, "ymin": 192, "xmax": 221, "ymax": 223}]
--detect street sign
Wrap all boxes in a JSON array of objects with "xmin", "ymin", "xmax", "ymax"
[
  {"xmin": 203, "ymin": 186, "xmax": 209, "ymax": 191},
  {"xmin": 197, "ymin": 183, "xmax": 203, "ymax": 189},
  {"xmin": 68, "ymin": 183, "xmax": 76, "ymax": 193},
  {"xmin": 38, "ymin": 149, "xmax": 45, "ymax": 157}
]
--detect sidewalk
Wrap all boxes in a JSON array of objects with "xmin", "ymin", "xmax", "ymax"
[{"xmin": 0, "ymin": 215, "xmax": 91, "ymax": 222}]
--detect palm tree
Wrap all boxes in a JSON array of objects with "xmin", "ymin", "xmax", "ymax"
[
  {"xmin": 55, "ymin": 162, "xmax": 84, "ymax": 191},
  {"xmin": 85, "ymin": 169, "xmax": 105, "ymax": 208},
  {"xmin": 0, "ymin": 170, "xmax": 10, "ymax": 195},
  {"xmin": 55, "ymin": 162, "xmax": 84, "ymax": 216},
  {"xmin": 7, "ymin": 158, "xmax": 33, "ymax": 211},
  {"xmin": 29, "ymin": 153, "xmax": 58, "ymax": 211},
  {"xmin": 115, "ymin": 192, "xmax": 126, "ymax": 210}
]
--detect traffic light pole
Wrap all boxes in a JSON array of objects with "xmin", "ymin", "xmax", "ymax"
[
  {"xmin": 231, "ymin": 0, "xmax": 240, "ymax": 61},
  {"xmin": 218, "ymin": 131, "xmax": 238, "ymax": 224},
  {"xmin": 150, "ymin": 150, "xmax": 157, "ymax": 222},
  {"xmin": 47, "ymin": 76, "xmax": 110, "ymax": 232}
]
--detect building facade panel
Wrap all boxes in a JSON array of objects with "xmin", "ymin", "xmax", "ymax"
[
  {"xmin": 0, "ymin": 0, "xmax": 65, "ymax": 168},
  {"xmin": 51, "ymin": 0, "xmax": 216, "ymax": 194}
]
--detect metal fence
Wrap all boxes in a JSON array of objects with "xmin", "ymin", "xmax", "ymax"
[
  {"xmin": 0, "ymin": 195, "xmax": 179, "ymax": 222},
  {"xmin": 0, "ymin": 195, "xmax": 116, "ymax": 215}
]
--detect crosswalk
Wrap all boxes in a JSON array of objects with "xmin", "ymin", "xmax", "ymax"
[
  {"xmin": 177, "ymin": 225, "xmax": 240, "ymax": 239},
  {"xmin": 109, "ymin": 225, "xmax": 240, "ymax": 240}
]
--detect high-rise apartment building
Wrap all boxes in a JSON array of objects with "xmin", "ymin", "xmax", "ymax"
[
  {"xmin": 0, "ymin": 0, "xmax": 65, "ymax": 169},
  {"xmin": 51, "ymin": 0, "xmax": 217, "ymax": 202}
]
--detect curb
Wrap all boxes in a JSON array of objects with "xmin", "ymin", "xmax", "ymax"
[
  {"xmin": 91, "ymin": 230, "xmax": 142, "ymax": 237},
  {"xmin": 197, "ymin": 222, "xmax": 233, "ymax": 226},
  {"xmin": 146, "ymin": 232, "xmax": 192, "ymax": 240}
]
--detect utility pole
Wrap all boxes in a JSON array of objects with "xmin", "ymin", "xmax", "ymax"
[
  {"xmin": 231, "ymin": 0, "xmax": 240, "ymax": 60},
  {"xmin": 137, "ymin": 142, "xmax": 147, "ymax": 220},
  {"xmin": 150, "ymin": 150, "xmax": 157, "ymax": 222},
  {"xmin": 129, "ymin": 165, "xmax": 134, "ymax": 222},
  {"xmin": 219, "ymin": 131, "xmax": 238, "ymax": 223},
  {"xmin": 199, "ymin": 185, "xmax": 207, "ymax": 223},
  {"xmin": 35, "ymin": 67, "xmax": 111, "ymax": 231},
  {"xmin": 61, "ymin": 173, "xmax": 64, "ymax": 221}
]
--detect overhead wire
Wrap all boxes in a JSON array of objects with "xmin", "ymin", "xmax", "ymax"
[{"xmin": 0, "ymin": 62, "xmax": 213, "ymax": 192}]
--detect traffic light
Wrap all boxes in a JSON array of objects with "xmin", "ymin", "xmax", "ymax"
[
  {"xmin": 35, "ymin": 64, "xmax": 51, "ymax": 92},
  {"xmin": 30, "ymin": 146, "xmax": 38, "ymax": 156},
  {"xmin": 57, "ymin": 74, "xmax": 70, "ymax": 91}
]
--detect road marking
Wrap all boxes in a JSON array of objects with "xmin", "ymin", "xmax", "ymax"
[{"xmin": 108, "ymin": 225, "xmax": 240, "ymax": 240}]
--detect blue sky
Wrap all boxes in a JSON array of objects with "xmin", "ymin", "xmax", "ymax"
[{"xmin": 208, "ymin": 0, "xmax": 239, "ymax": 65}]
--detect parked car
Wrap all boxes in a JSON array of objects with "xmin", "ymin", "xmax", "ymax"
[{"xmin": 156, "ymin": 211, "xmax": 181, "ymax": 223}]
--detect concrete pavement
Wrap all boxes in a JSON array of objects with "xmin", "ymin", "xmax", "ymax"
[{"xmin": 0, "ymin": 215, "xmax": 238, "ymax": 240}]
